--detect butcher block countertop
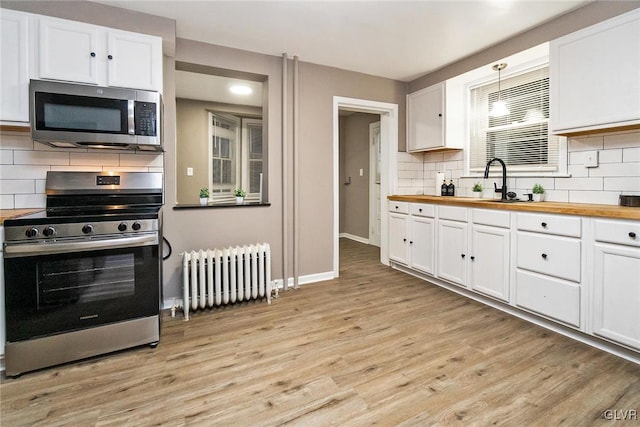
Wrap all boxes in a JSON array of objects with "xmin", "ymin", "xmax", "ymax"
[
  {"xmin": 0, "ymin": 209, "xmax": 42, "ymax": 225},
  {"xmin": 388, "ymin": 195, "xmax": 640, "ymax": 220}
]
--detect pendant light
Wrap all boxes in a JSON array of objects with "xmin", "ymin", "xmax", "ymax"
[{"xmin": 489, "ymin": 63, "xmax": 509, "ymax": 117}]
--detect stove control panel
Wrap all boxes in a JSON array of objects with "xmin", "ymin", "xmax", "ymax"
[{"xmin": 5, "ymin": 219, "xmax": 158, "ymax": 242}]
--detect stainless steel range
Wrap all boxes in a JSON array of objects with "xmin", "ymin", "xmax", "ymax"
[{"xmin": 3, "ymin": 171, "xmax": 163, "ymax": 377}]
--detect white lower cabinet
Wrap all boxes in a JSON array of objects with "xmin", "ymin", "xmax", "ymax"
[
  {"xmin": 470, "ymin": 225, "xmax": 510, "ymax": 301},
  {"xmin": 387, "ymin": 201, "xmax": 640, "ymax": 358},
  {"xmin": 592, "ymin": 218, "xmax": 640, "ymax": 351},
  {"xmin": 437, "ymin": 219, "xmax": 468, "ymax": 287},
  {"xmin": 388, "ymin": 203, "xmax": 435, "ymax": 274}
]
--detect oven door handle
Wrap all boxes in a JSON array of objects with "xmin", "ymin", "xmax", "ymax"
[{"xmin": 4, "ymin": 233, "xmax": 159, "ymax": 257}]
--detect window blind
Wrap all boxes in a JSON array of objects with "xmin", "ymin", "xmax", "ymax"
[{"xmin": 469, "ymin": 65, "xmax": 560, "ymax": 172}]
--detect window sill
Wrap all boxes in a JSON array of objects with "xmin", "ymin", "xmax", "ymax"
[{"xmin": 173, "ymin": 201, "xmax": 271, "ymax": 210}]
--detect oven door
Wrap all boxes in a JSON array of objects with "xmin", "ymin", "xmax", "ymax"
[{"xmin": 4, "ymin": 234, "xmax": 160, "ymax": 342}]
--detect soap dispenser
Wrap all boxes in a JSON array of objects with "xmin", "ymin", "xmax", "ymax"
[
  {"xmin": 441, "ymin": 180, "xmax": 448, "ymax": 196},
  {"xmin": 447, "ymin": 180, "xmax": 455, "ymax": 196}
]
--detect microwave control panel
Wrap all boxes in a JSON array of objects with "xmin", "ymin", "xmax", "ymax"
[{"xmin": 134, "ymin": 101, "xmax": 157, "ymax": 136}]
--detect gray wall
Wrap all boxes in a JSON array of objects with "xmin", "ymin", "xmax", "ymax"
[{"xmin": 339, "ymin": 113, "xmax": 380, "ymax": 239}]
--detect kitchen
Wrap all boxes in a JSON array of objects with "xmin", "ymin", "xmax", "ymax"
[{"xmin": 1, "ymin": 0, "xmax": 639, "ymax": 424}]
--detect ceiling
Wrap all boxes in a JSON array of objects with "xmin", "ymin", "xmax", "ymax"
[
  {"xmin": 95, "ymin": 0, "xmax": 592, "ymax": 82},
  {"xmin": 175, "ymin": 70, "xmax": 263, "ymax": 106}
]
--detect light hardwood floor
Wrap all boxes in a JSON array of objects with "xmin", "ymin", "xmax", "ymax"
[{"xmin": 2, "ymin": 238, "xmax": 639, "ymax": 426}]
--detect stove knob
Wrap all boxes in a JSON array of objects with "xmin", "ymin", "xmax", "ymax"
[
  {"xmin": 82, "ymin": 224, "xmax": 94, "ymax": 234},
  {"xmin": 118, "ymin": 222, "xmax": 128, "ymax": 232},
  {"xmin": 131, "ymin": 221, "xmax": 142, "ymax": 231},
  {"xmin": 25, "ymin": 227, "xmax": 39, "ymax": 238},
  {"xmin": 42, "ymin": 226, "xmax": 56, "ymax": 237}
]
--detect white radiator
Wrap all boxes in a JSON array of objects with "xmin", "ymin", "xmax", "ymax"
[{"xmin": 181, "ymin": 243, "xmax": 272, "ymax": 320}]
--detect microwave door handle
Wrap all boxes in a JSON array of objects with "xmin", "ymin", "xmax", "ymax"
[{"xmin": 128, "ymin": 100, "xmax": 135, "ymax": 135}]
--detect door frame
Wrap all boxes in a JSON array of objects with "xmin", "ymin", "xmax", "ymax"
[
  {"xmin": 333, "ymin": 97, "xmax": 398, "ymax": 277},
  {"xmin": 369, "ymin": 121, "xmax": 381, "ymax": 247}
]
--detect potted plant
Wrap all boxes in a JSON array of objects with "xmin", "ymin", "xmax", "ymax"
[
  {"xmin": 199, "ymin": 187, "xmax": 209, "ymax": 205},
  {"xmin": 234, "ymin": 188, "xmax": 246, "ymax": 204},
  {"xmin": 472, "ymin": 182, "xmax": 483, "ymax": 198},
  {"xmin": 532, "ymin": 184, "xmax": 545, "ymax": 202}
]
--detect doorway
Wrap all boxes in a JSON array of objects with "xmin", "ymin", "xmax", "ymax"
[{"xmin": 332, "ymin": 97, "xmax": 399, "ymax": 278}]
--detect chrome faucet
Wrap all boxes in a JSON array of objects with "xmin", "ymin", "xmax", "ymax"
[{"xmin": 484, "ymin": 158, "xmax": 507, "ymax": 200}]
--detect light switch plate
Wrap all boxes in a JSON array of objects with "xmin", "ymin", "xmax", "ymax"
[
  {"xmin": 187, "ymin": 167, "xmax": 194, "ymax": 176},
  {"xmin": 584, "ymin": 151, "xmax": 598, "ymax": 168}
]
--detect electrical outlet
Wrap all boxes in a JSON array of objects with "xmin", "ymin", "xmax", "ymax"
[
  {"xmin": 359, "ymin": 168, "xmax": 364, "ymax": 176},
  {"xmin": 584, "ymin": 151, "xmax": 598, "ymax": 168}
]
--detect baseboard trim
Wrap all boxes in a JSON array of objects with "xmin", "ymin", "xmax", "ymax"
[{"xmin": 339, "ymin": 233, "xmax": 369, "ymax": 245}]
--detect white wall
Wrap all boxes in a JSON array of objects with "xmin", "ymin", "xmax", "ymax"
[{"xmin": 397, "ymin": 129, "xmax": 640, "ymax": 204}]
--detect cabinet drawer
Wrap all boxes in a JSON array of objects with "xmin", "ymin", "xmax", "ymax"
[
  {"xmin": 594, "ymin": 219, "xmax": 640, "ymax": 248},
  {"xmin": 516, "ymin": 270, "xmax": 581, "ymax": 328},
  {"xmin": 517, "ymin": 232, "xmax": 581, "ymax": 283},
  {"xmin": 472, "ymin": 209, "xmax": 510, "ymax": 228},
  {"xmin": 517, "ymin": 212, "xmax": 581, "ymax": 237},
  {"xmin": 409, "ymin": 203, "xmax": 435, "ymax": 217},
  {"xmin": 438, "ymin": 205, "xmax": 467, "ymax": 222},
  {"xmin": 389, "ymin": 201, "xmax": 409, "ymax": 214}
]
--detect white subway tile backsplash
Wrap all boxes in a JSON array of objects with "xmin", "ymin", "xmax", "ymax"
[
  {"xmin": 554, "ymin": 177, "xmax": 603, "ymax": 191},
  {"xmin": 443, "ymin": 150, "xmax": 463, "ymax": 161},
  {"xmin": 598, "ymin": 149, "xmax": 623, "ymax": 164},
  {"xmin": 567, "ymin": 135, "xmax": 604, "ymax": 151},
  {"xmin": 543, "ymin": 189, "xmax": 569, "ymax": 203},
  {"xmin": 0, "ymin": 165, "xmax": 50, "ymax": 180},
  {"xmin": 567, "ymin": 164, "xmax": 589, "ymax": 178},
  {"xmin": 588, "ymin": 162, "xmax": 640, "ymax": 177},
  {"xmin": 604, "ymin": 131, "xmax": 640, "ymax": 149},
  {"xmin": 604, "ymin": 177, "xmax": 640, "ymax": 192},
  {"xmin": 50, "ymin": 165, "xmax": 103, "ymax": 172},
  {"xmin": 0, "ymin": 180, "xmax": 35, "ymax": 194},
  {"xmin": 15, "ymin": 193, "xmax": 46, "ymax": 209},
  {"xmin": 623, "ymin": 147, "xmax": 640, "ymax": 162},
  {"xmin": 70, "ymin": 152, "xmax": 120, "ymax": 166},
  {"xmin": 35, "ymin": 179, "xmax": 46, "ymax": 193},
  {"xmin": 104, "ymin": 166, "xmax": 152, "ymax": 172},
  {"xmin": 0, "ymin": 150, "xmax": 14, "ymax": 164},
  {"xmin": 514, "ymin": 177, "xmax": 555, "ymax": 192},
  {"xmin": 14, "ymin": 150, "xmax": 70, "ymax": 166},
  {"xmin": 568, "ymin": 190, "xmax": 620, "ymax": 205},
  {"xmin": 0, "ymin": 132, "xmax": 33, "ymax": 150},
  {"xmin": 119, "ymin": 154, "xmax": 164, "ymax": 168},
  {"xmin": 0, "ymin": 195, "xmax": 15, "ymax": 209}
]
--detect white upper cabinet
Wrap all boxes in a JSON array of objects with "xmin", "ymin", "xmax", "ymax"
[
  {"xmin": 407, "ymin": 82, "xmax": 445, "ymax": 152},
  {"xmin": 39, "ymin": 17, "xmax": 100, "ymax": 85},
  {"xmin": 550, "ymin": 9, "xmax": 640, "ymax": 134},
  {"xmin": 0, "ymin": 9, "xmax": 30, "ymax": 122},
  {"xmin": 38, "ymin": 15, "xmax": 162, "ymax": 91},
  {"xmin": 106, "ymin": 30, "xmax": 162, "ymax": 91}
]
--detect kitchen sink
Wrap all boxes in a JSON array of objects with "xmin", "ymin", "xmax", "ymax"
[{"xmin": 491, "ymin": 199, "xmax": 528, "ymax": 203}]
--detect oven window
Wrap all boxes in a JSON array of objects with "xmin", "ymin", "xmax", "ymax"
[{"xmin": 38, "ymin": 253, "xmax": 135, "ymax": 309}]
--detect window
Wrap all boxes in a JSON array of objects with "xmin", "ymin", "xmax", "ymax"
[
  {"xmin": 208, "ymin": 112, "xmax": 263, "ymax": 201},
  {"xmin": 469, "ymin": 65, "xmax": 562, "ymax": 174}
]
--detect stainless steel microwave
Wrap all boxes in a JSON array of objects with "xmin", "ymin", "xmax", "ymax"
[{"xmin": 30, "ymin": 80, "xmax": 162, "ymax": 151}]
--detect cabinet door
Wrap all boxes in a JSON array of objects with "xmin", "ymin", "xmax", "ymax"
[
  {"xmin": 592, "ymin": 243, "xmax": 640, "ymax": 350},
  {"xmin": 407, "ymin": 83, "xmax": 444, "ymax": 152},
  {"xmin": 1, "ymin": 10, "xmax": 30, "ymax": 122},
  {"xmin": 437, "ymin": 219, "xmax": 467, "ymax": 286},
  {"xmin": 410, "ymin": 216, "xmax": 435, "ymax": 275},
  {"xmin": 551, "ymin": 9, "xmax": 640, "ymax": 133},
  {"xmin": 388, "ymin": 212, "xmax": 409, "ymax": 265},
  {"xmin": 107, "ymin": 30, "xmax": 162, "ymax": 91},
  {"xmin": 39, "ymin": 17, "xmax": 100, "ymax": 84},
  {"xmin": 470, "ymin": 225, "xmax": 510, "ymax": 301}
]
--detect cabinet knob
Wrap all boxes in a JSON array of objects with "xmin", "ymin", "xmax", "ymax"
[
  {"xmin": 438, "ymin": 113, "xmax": 443, "ymax": 117},
  {"xmin": 630, "ymin": 232, "xmax": 637, "ymax": 239},
  {"xmin": 409, "ymin": 241, "xmax": 413, "ymax": 245},
  {"xmin": 108, "ymin": 54, "xmax": 113, "ymax": 60},
  {"xmin": 461, "ymin": 254, "xmax": 465, "ymax": 258},
  {"xmin": 419, "ymin": 208, "xmax": 422, "ymax": 212},
  {"xmin": 541, "ymin": 253, "xmax": 548, "ymax": 259},
  {"xmin": 470, "ymin": 256, "xmax": 475, "ymax": 260},
  {"xmin": 541, "ymin": 222, "xmax": 547, "ymax": 228},
  {"xmin": 403, "ymin": 238, "xmax": 407, "ymax": 242},
  {"xmin": 90, "ymin": 52, "xmax": 96, "ymax": 57},
  {"xmin": 395, "ymin": 205, "xmax": 399, "ymax": 209}
]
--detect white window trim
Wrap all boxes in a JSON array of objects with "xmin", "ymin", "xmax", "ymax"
[
  {"xmin": 208, "ymin": 112, "xmax": 241, "ymax": 202},
  {"xmin": 241, "ymin": 117, "xmax": 263, "ymax": 202},
  {"xmin": 460, "ymin": 45, "xmax": 568, "ymax": 178}
]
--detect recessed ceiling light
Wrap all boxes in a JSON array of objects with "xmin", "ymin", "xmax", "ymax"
[{"xmin": 229, "ymin": 85, "xmax": 253, "ymax": 95}]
